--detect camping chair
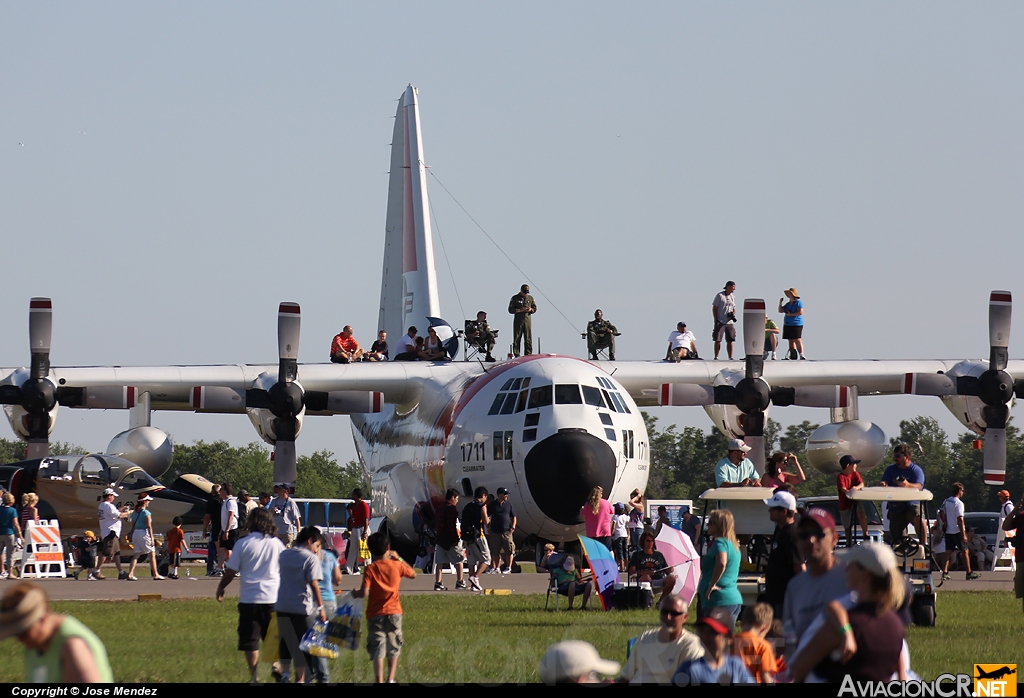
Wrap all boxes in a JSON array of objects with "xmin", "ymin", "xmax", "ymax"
[
  {"xmin": 544, "ymin": 552, "xmax": 594, "ymax": 611},
  {"xmin": 992, "ymin": 527, "xmax": 1017, "ymax": 572},
  {"xmin": 462, "ymin": 321, "xmax": 498, "ymax": 362}
]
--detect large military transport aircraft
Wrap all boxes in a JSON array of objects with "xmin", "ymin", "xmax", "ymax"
[{"xmin": 0, "ymin": 86, "xmax": 1019, "ymax": 547}]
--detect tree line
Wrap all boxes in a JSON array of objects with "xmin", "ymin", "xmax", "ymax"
[
  {"xmin": 642, "ymin": 411, "xmax": 1021, "ymax": 513},
  {"xmin": 0, "ymin": 438, "xmax": 368, "ymax": 500}
]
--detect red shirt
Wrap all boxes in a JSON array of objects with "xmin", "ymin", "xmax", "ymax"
[
  {"xmin": 836, "ymin": 471, "xmax": 864, "ymax": 511},
  {"xmin": 331, "ymin": 334, "xmax": 359, "ymax": 355},
  {"xmin": 350, "ymin": 499, "xmax": 370, "ymax": 528}
]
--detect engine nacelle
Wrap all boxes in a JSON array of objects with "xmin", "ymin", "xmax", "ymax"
[
  {"xmin": 106, "ymin": 426, "xmax": 174, "ymax": 478},
  {"xmin": 246, "ymin": 373, "xmax": 305, "ymax": 446},
  {"xmin": 703, "ymin": 369, "xmax": 771, "ymax": 438},
  {"xmin": 805, "ymin": 420, "xmax": 888, "ymax": 475},
  {"xmin": 936, "ymin": 360, "xmax": 1014, "ymax": 435}
]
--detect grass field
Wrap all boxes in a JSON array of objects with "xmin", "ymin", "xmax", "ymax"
[{"xmin": 0, "ymin": 592, "xmax": 1018, "ymax": 682}]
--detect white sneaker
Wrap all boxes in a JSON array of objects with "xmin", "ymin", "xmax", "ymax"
[
  {"xmin": 469, "ymin": 575, "xmax": 482, "ymax": 591},
  {"xmin": 771, "ymin": 353, "xmax": 777, "ymax": 360}
]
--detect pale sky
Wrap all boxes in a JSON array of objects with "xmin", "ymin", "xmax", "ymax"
[{"xmin": 2, "ymin": 4, "xmax": 1022, "ymax": 464}]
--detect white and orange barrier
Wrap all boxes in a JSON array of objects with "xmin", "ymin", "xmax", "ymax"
[{"xmin": 19, "ymin": 520, "xmax": 67, "ymax": 579}]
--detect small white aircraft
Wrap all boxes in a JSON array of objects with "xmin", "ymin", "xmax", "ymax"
[{"xmin": 0, "ymin": 86, "xmax": 1019, "ymax": 551}]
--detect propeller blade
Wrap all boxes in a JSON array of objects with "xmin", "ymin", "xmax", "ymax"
[
  {"xmin": 983, "ymin": 428, "xmax": 1006, "ymax": 486},
  {"xmin": 989, "ymin": 291, "xmax": 1011, "ymax": 372},
  {"xmin": 742, "ymin": 409, "xmax": 766, "ymax": 473},
  {"xmin": 29, "ymin": 298, "xmax": 52, "ymax": 380},
  {"xmin": 245, "ymin": 389, "xmax": 272, "ymax": 409},
  {"xmin": 659, "ymin": 383, "xmax": 715, "ymax": 407},
  {"xmin": 0, "ymin": 385, "xmax": 22, "ymax": 405},
  {"xmin": 956, "ymin": 376, "xmax": 982, "ymax": 397},
  {"xmin": 742, "ymin": 299, "xmax": 766, "ymax": 379},
  {"xmin": 713, "ymin": 385, "xmax": 739, "ymax": 405},
  {"xmin": 902, "ymin": 373, "xmax": 957, "ymax": 396},
  {"xmin": 273, "ymin": 439, "xmax": 298, "ymax": 492},
  {"xmin": 982, "ymin": 404, "xmax": 1008, "ymax": 486},
  {"xmin": 278, "ymin": 303, "xmax": 300, "ymax": 384},
  {"xmin": 771, "ymin": 385, "xmax": 853, "ymax": 408}
]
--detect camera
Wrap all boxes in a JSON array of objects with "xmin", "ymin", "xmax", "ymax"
[
  {"xmin": 895, "ymin": 476, "xmax": 906, "ymax": 483},
  {"xmin": 727, "ymin": 311, "xmax": 737, "ymax": 323}
]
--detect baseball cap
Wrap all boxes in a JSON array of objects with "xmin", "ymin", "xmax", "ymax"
[
  {"xmin": 238, "ymin": 489, "xmax": 249, "ymax": 497},
  {"xmin": 726, "ymin": 438, "xmax": 751, "ymax": 453},
  {"xmin": 102, "ymin": 488, "xmax": 117, "ymax": 497},
  {"xmin": 695, "ymin": 616, "xmax": 732, "ymax": 637},
  {"xmin": 538, "ymin": 641, "xmax": 620, "ymax": 684},
  {"xmin": 496, "ymin": 487, "xmax": 509, "ymax": 495},
  {"xmin": 83, "ymin": 530, "xmax": 96, "ymax": 539},
  {"xmin": 998, "ymin": 490, "xmax": 1011, "ymax": 499},
  {"xmin": 800, "ymin": 507, "xmax": 837, "ymax": 536},
  {"xmin": 839, "ymin": 455, "xmax": 861, "ymax": 468},
  {"xmin": 763, "ymin": 491, "xmax": 797, "ymax": 511},
  {"xmin": 836, "ymin": 542, "xmax": 898, "ymax": 577},
  {"xmin": 521, "ymin": 284, "xmax": 530, "ymax": 292},
  {"xmin": 138, "ymin": 495, "xmax": 154, "ymax": 502},
  {"xmin": 677, "ymin": 321, "xmax": 686, "ymax": 328}
]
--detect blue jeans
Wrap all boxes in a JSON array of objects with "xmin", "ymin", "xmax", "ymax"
[
  {"xmin": 206, "ymin": 539, "xmax": 217, "ymax": 574},
  {"xmin": 698, "ymin": 602, "xmax": 742, "ymax": 630}
]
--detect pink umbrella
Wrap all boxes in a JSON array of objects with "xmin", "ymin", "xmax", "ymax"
[{"xmin": 655, "ymin": 526, "xmax": 702, "ymax": 607}]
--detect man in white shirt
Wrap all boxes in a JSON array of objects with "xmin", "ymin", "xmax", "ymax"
[
  {"xmin": 712, "ymin": 281, "xmax": 738, "ymax": 360},
  {"xmin": 219, "ymin": 482, "xmax": 240, "ymax": 571},
  {"xmin": 93, "ymin": 488, "xmax": 130, "ymax": 580},
  {"xmin": 939, "ymin": 482, "xmax": 980, "ymax": 582},
  {"xmin": 666, "ymin": 322, "xmax": 698, "ymax": 361},
  {"xmin": 998, "ymin": 490, "xmax": 1015, "ymax": 544},
  {"xmin": 216, "ymin": 507, "xmax": 286, "ymax": 684},
  {"xmin": 622, "ymin": 593, "xmax": 704, "ymax": 684},
  {"xmin": 393, "ymin": 326, "xmax": 419, "ymax": 361}
]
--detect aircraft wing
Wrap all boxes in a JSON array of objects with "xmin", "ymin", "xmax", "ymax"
[{"xmin": 606, "ymin": 358, "xmax": 1006, "ymax": 406}]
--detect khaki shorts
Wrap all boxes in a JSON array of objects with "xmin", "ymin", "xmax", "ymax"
[
  {"xmin": 434, "ymin": 540, "xmax": 465, "ymax": 567},
  {"xmin": 488, "ymin": 530, "xmax": 515, "ymax": 558},
  {"xmin": 367, "ymin": 614, "xmax": 403, "ymax": 660},
  {"xmin": 466, "ymin": 537, "xmax": 491, "ymax": 568}
]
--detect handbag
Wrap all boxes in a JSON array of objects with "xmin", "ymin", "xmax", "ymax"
[
  {"xmin": 299, "ymin": 621, "xmax": 339, "ymax": 659},
  {"xmin": 327, "ymin": 592, "xmax": 363, "ymax": 651}
]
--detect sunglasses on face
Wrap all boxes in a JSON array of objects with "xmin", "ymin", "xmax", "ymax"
[{"xmin": 661, "ymin": 609, "xmax": 685, "ymax": 619}]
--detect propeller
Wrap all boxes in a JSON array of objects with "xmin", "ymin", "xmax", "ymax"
[
  {"xmin": 902, "ymin": 291, "xmax": 1019, "ymax": 485},
  {"xmin": 0, "ymin": 298, "xmax": 59, "ymax": 458},
  {"xmin": 245, "ymin": 303, "xmax": 305, "ymax": 491}
]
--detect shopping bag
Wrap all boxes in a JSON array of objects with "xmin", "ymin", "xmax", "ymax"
[
  {"xmin": 327, "ymin": 591, "xmax": 363, "ymax": 651},
  {"xmin": 260, "ymin": 612, "xmax": 280, "ymax": 664},
  {"xmin": 357, "ymin": 539, "xmax": 370, "ymax": 568},
  {"xmin": 299, "ymin": 621, "xmax": 339, "ymax": 659}
]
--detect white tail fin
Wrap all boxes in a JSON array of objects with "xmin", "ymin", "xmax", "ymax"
[{"xmin": 378, "ymin": 85, "xmax": 441, "ymax": 344}]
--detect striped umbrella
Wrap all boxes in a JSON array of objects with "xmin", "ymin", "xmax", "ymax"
[
  {"xmin": 578, "ymin": 535, "xmax": 618, "ymax": 610},
  {"xmin": 655, "ymin": 525, "xmax": 702, "ymax": 607}
]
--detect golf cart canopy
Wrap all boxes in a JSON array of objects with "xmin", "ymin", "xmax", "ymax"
[
  {"xmin": 847, "ymin": 487, "xmax": 934, "ymax": 503},
  {"xmin": 698, "ymin": 487, "xmax": 778, "ymax": 501}
]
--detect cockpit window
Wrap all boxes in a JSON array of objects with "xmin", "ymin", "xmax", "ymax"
[
  {"xmin": 515, "ymin": 390, "xmax": 529, "ymax": 413},
  {"xmin": 499, "ymin": 392, "xmax": 518, "ymax": 415},
  {"xmin": 117, "ymin": 469, "xmax": 162, "ymax": 491},
  {"xmin": 528, "ymin": 385, "xmax": 552, "ymax": 409},
  {"xmin": 78, "ymin": 456, "xmax": 106, "ymax": 484},
  {"xmin": 582, "ymin": 386, "xmax": 604, "ymax": 407},
  {"xmin": 555, "ymin": 384, "xmax": 583, "ymax": 404},
  {"xmin": 500, "ymin": 378, "xmax": 516, "ymax": 391},
  {"xmin": 488, "ymin": 393, "xmax": 506, "ymax": 415}
]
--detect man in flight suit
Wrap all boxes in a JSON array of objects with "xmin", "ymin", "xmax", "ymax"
[
  {"xmin": 508, "ymin": 284, "xmax": 537, "ymax": 357},
  {"xmin": 465, "ymin": 311, "xmax": 497, "ymax": 362},
  {"xmin": 586, "ymin": 309, "xmax": 620, "ymax": 360}
]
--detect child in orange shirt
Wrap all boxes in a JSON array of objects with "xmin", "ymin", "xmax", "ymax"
[
  {"xmin": 353, "ymin": 531, "xmax": 416, "ymax": 683},
  {"xmin": 166, "ymin": 517, "xmax": 186, "ymax": 580},
  {"xmin": 732, "ymin": 603, "xmax": 777, "ymax": 683}
]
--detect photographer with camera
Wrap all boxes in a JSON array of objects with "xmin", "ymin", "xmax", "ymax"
[
  {"xmin": 878, "ymin": 443, "xmax": 925, "ymax": 544},
  {"xmin": 712, "ymin": 281, "xmax": 738, "ymax": 360}
]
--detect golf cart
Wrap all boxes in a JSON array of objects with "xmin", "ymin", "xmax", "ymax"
[
  {"xmin": 697, "ymin": 487, "xmax": 778, "ymax": 606},
  {"xmin": 848, "ymin": 487, "xmax": 937, "ymax": 627}
]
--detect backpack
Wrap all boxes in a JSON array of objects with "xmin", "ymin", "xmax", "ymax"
[{"xmin": 460, "ymin": 501, "xmax": 484, "ymax": 541}]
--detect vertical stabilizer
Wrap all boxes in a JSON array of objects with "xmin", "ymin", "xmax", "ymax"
[{"xmin": 378, "ymin": 85, "xmax": 441, "ymax": 344}]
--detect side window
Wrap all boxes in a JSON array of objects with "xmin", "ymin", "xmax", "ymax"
[{"xmin": 528, "ymin": 385, "xmax": 552, "ymax": 409}]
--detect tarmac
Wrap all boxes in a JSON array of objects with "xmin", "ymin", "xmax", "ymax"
[{"xmin": 12, "ymin": 562, "xmax": 1015, "ymax": 602}]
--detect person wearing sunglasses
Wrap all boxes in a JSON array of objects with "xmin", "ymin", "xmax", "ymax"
[{"xmin": 621, "ymin": 594, "xmax": 704, "ymax": 685}]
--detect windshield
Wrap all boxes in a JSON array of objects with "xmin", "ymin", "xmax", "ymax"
[{"xmin": 117, "ymin": 469, "xmax": 163, "ymax": 491}]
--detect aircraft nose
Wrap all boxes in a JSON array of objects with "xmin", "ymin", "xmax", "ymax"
[{"xmin": 524, "ymin": 430, "xmax": 616, "ymax": 526}]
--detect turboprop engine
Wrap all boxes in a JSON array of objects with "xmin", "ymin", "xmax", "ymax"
[{"xmin": 805, "ymin": 420, "xmax": 888, "ymax": 475}]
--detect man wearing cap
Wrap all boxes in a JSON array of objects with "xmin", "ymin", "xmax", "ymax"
[
  {"xmin": 714, "ymin": 440, "xmax": 761, "ymax": 488},
  {"xmin": 837, "ymin": 455, "xmax": 869, "ymax": 546},
  {"xmin": 93, "ymin": 489, "xmax": 130, "ymax": 581},
  {"xmin": 781, "ymin": 508, "xmax": 849, "ymax": 659},
  {"xmin": 270, "ymin": 485, "xmax": 302, "ymax": 548},
  {"xmin": 666, "ymin": 322, "xmax": 697, "ymax": 361},
  {"xmin": 673, "ymin": 614, "xmax": 755, "ymax": 685},
  {"xmin": 538, "ymin": 640, "xmax": 620, "ymax": 684},
  {"xmin": 0, "ymin": 582, "xmax": 113, "ymax": 682},
  {"xmin": 762, "ymin": 491, "xmax": 804, "ymax": 617},
  {"xmin": 237, "ymin": 489, "xmax": 257, "ymax": 537},
  {"xmin": 878, "ymin": 443, "xmax": 925, "ymax": 543},
  {"xmin": 622, "ymin": 593, "xmax": 704, "ymax": 685},
  {"xmin": 487, "ymin": 487, "xmax": 517, "ymax": 574},
  {"xmin": 508, "ymin": 284, "xmax": 537, "ymax": 357},
  {"xmin": 712, "ymin": 281, "xmax": 738, "ymax": 360},
  {"xmin": 998, "ymin": 490, "xmax": 1014, "ymax": 522},
  {"xmin": 778, "ymin": 288, "xmax": 805, "ymax": 360}
]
